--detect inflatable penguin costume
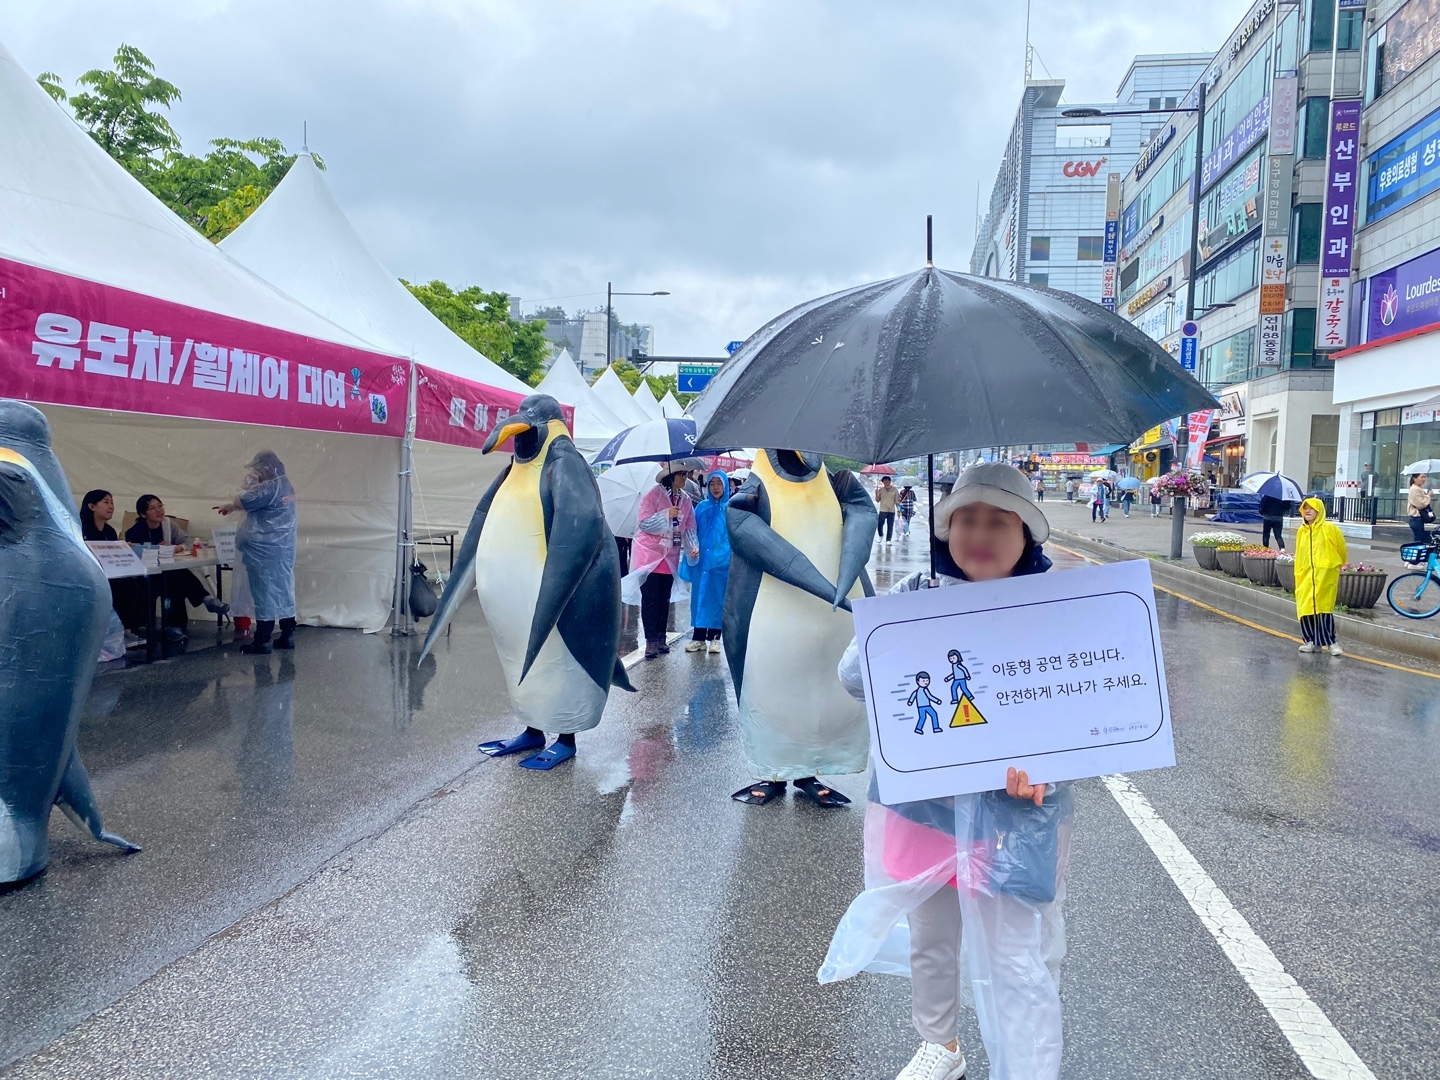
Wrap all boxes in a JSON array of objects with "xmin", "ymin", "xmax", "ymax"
[
  {"xmin": 422, "ymin": 394, "xmax": 634, "ymax": 770},
  {"xmin": 724, "ymin": 450, "xmax": 876, "ymax": 807},
  {"xmin": 0, "ymin": 401, "xmax": 140, "ymax": 883}
]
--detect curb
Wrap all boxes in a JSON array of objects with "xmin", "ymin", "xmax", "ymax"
[{"xmin": 1050, "ymin": 527, "xmax": 1440, "ymax": 665}]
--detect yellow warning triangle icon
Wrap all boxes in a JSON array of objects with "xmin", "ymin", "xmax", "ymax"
[{"xmin": 950, "ymin": 695, "xmax": 987, "ymax": 727}]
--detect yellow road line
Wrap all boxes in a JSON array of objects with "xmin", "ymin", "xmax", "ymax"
[{"xmin": 1048, "ymin": 542, "xmax": 1440, "ymax": 681}]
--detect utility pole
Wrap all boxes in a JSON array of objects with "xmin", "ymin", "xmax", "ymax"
[{"xmin": 1172, "ymin": 77, "xmax": 1208, "ymax": 560}]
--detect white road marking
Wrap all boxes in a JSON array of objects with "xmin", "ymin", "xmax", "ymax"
[
  {"xmin": 1102, "ymin": 774, "xmax": 1377, "ymax": 1080},
  {"xmin": 620, "ymin": 630, "xmax": 686, "ymax": 670}
]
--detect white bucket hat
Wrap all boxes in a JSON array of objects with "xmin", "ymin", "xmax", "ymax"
[{"xmin": 932, "ymin": 462, "xmax": 1050, "ymax": 544}]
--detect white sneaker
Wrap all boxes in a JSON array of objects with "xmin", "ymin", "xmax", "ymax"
[
  {"xmin": 684, "ymin": 640, "xmax": 705, "ymax": 653},
  {"xmin": 1298, "ymin": 643, "xmax": 1317, "ymax": 653},
  {"xmin": 707, "ymin": 639, "xmax": 722, "ymax": 654},
  {"xmin": 896, "ymin": 1041, "xmax": 966, "ymax": 1080},
  {"xmin": 1328, "ymin": 644, "xmax": 1344, "ymax": 656}
]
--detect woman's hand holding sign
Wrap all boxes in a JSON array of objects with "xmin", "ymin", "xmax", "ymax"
[{"xmin": 1006, "ymin": 766, "xmax": 1047, "ymax": 807}]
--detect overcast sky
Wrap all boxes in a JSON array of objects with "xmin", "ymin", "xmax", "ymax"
[{"xmin": 3, "ymin": 0, "xmax": 1254, "ymax": 356}]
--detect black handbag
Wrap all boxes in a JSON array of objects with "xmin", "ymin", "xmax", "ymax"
[
  {"xmin": 408, "ymin": 560, "xmax": 438, "ymax": 618},
  {"xmin": 1422, "ymin": 505, "xmax": 1436, "ymax": 524}
]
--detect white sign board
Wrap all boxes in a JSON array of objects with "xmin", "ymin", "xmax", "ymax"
[
  {"xmin": 85, "ymin": 540, "xmax": 146, "ymax": 579},
  {"xmin": 851, "ymin": 560, "xmax": 1174, "ymax": 804},
  {"xmin": 212, "ymin": 526, "xmax": 238, "ymax": 565}
]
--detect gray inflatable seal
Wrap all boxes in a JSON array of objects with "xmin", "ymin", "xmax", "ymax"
[{"xmin": 0, "ymin": 408, "xmax": 140, "ymax": 884}]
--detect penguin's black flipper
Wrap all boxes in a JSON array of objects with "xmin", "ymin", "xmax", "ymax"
[
  {"xmin": 56, "ymin": 749, "xmax": 140, "ymax": 853},
  {"xmin": 419, "ymin": 464, "xmax": 510, "ymax": 663},
  {"xmin": 831, "ymin": 469, "xmax": 879, "ymax": 608},
  {"xmin": 726, "ymin": 503, "xmax": 850, "ymax": 612},
  {"xmin": 530, "ymin": 442, "xmax": 608, "ymax": 686},
  {"xmin": 611, "ymin": 657, "xmax": 636, "ymax": 692}
]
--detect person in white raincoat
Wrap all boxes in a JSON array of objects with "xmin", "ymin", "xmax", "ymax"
[{"xmin": 820, "ymin": 463, "xmax": 1073, "ymax": 1080}]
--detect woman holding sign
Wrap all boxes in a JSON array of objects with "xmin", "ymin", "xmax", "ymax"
[{"xmin": 821, "ymin": 463, "xmax": 1072, "ymax": 1080}]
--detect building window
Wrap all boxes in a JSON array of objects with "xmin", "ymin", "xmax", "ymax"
[
  {"xmin": 1197, "ymin": 235, "xmax": 1262, "ymax": 309},
  {"xmin": 1308, "ymin": 414, "xmax": 1339, "ymax": 492},
  {"xmin": 1199, "ymin": 327, "xmax": 1256, "ymax": 389},
  {"xmin": 1291, "ymin": 204, "xmax": 1322, "ymax": 263},
  {"xmin": 1275, "ymin": 6, "xmax": 1300, "ymax": 73},
  {"xmin": 1030, "ymin": 236, "xmax": 1050, "ymax": 261},
  {"xmin": 1077, "ymin": 236, "xmax": 1105, "ymax": 261},
  {"xmin": 1119, "ymin": 259, "xmax": 1141, "ymax": 296},
  {"xmin": 1368, "ymin": 27, "xmax": 1387, "ymax": 102},
  {"xmin": 1306, "ymin": 0, "xmax": 1362, "ymax": 52},
  {"xmin": 1028, "ymin": 273, "xmax": 1050, "ymax": 287},
  {"xmin": 1056, "ymin": 124, "xmax": 1110, "ymax": 148},
  {"xmin": 1149, "ymin": 97, "xmax": 1162, "ymax": 111},
  {"xmin": 1288, "ymin": 307, "xmax": 1316, "ymax": 367},
  {"xmin": 1165, "ymin": 96, "xmax": 1178, "ymax": 109},
  {"xmin": 1301, "ymin": 96, "xmax": 1330, "ymax": 159}
]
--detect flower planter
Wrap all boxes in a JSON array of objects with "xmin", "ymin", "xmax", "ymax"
[
  {"xmin": 1192, "ymin": 544, "xmax": 1221, "ymax": 571},
  {"xmin": 1276, "ymin": 561, "xmax": 1295, "ymax": 593},
  {"xmin": 1336, "ymin": 571, "xmax": 1388, "ymax": 610},
  {"xmin": 1242, "ymin": 556, "xmax": 1279, "ymax": 587},
  {"xmin": 1215, "ymin": 548, "xmax": 1247, "ymax": 577}
]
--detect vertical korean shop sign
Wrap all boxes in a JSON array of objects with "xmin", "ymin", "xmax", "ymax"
[
  {"xmin": 1318, "ymin": 100, "xmax": 1362, "ymax": 350},
  {"xmin": 1102, "ymin": 173, "xmax": 1121, "ymax": 311}
]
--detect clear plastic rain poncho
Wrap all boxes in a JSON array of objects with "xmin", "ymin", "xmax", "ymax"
[
  {"xmin": 235, "ymin": 451, "xmax": 298, "ymax": 621},
  {"xmin": 820, "ymin": 566, "xmax": 1073, "ymax": 1080}
]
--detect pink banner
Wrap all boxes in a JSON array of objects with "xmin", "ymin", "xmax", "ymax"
[
  {"xmin": 0, "ymin": 258, "xmax": 408, "ymax": 437},
  {"xmin": 413, "ymin": 363, "xmax": 571, "ymax": 453}
]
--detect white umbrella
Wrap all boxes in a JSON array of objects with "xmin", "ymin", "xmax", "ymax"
[
  {"xmin": 1088, "ymin": 469, "xmax": 1119, "ymax": 481},
  {"xmin": 1402, "ymin": 459, "xmax": 1440, "ymax": 476},
  {"xmin": 595, "ymin": 461, "xmax": 656, "ymax": 538}
]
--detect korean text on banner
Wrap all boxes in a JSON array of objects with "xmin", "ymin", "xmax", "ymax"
[
  {"xmin": 1185, "ymin": 410, "xmax": 1215, "ymax": 469},
  {"xmin": 851, "ymin": 560, "xmax": 1174, "ymax": 805},
  {"xmin": 1318, "ymin": 100, "xmax": 1362, "ymax": 351},
  {"xmin": 413, "ymin": 363, "xmax": 567, "ymax": 452},
  {"xmin": 0, "ymin": 258, "xmax": 407, "ymax": 437}
]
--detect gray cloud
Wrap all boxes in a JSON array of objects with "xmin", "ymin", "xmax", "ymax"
[{"xmin": 3, "ymin": 0, "xmax": 1252, "ymax": 355}]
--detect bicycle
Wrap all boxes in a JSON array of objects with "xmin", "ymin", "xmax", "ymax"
[{"xmin": 1387, "ymin": 539, "xmax": 1440, "ymax": 618}]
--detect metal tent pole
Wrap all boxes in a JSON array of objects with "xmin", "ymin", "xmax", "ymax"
[{"xmin": 391, "ymin": 360, "xmax": 418, "ymax": 636}]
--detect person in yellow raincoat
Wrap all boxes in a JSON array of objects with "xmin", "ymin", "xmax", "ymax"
[{"xmin": 1294, "ymin": 496, "xmax": 1346, "ymax": 655}]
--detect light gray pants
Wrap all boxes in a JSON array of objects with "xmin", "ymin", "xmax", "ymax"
[{"xmin": 909, "ymin": 886, "xmax": 963, "ymax": 1044}]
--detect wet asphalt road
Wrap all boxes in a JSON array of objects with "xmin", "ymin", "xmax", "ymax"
[{"xmin": 2, "ymin": 533, "xmax": 1438, "ymax": 1078}]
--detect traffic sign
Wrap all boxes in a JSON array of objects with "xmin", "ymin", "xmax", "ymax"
[
  {"xmin": 725, "ymin": 340, "xmax": 745, "ymax": 355},
  {"xmin": 1179, "ymin": 321, "xmax": 1200, "ymax": 373},
  {"xmin": 679, "ymin": 363, "xmax": 722, "ymax": 394}
]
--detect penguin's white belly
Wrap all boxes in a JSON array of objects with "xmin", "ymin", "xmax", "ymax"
[
  {"xmin": 475, "ymin": 492, "xmax": 607, "ymax": 734},
  {"xmin": 738, "ymin": 578, "xmax": 869, "ymax": 781}
]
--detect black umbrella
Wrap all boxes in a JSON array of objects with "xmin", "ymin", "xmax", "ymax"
[{"xmin": 690, "ymin": 266, "xmax": 1216, "ymax": 462}]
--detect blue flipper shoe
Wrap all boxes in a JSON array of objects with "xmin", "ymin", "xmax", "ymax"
[
  {"xmin": 478, "ymin": 730, "xmax": 547, "ymax": 758},
  {"xmin": 517, "ymin": 741, "xmax": 577, "ymax": 770}
]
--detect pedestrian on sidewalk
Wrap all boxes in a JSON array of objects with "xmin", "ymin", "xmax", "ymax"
[
  {"xmin": 215, "ymin": 451, "xmax": 295, "ymax": 655},
  {"xmin": 627, "ymin": 464, "xmax": 698, "ymax": 659},
  {"xmin": 1033, "ymin": 476, "xmax": 1045, "ymax": 502},
  {"xmin": 1295, "ymin": 497, "xmax": 1345, "ymax": 656},
  {"xmin": 1406, "ymin": 473, "xmax": 1432, "ymax": 544},
  {"xmin": 875, "ymin": 474, "xmax": 900, "ymax": 543},
  {"xmin": 682, "ymin": 470, "xmax": 730, "ymax": 654},
  {"xmin": 1149, "ymin": 482, "xmax": 1162, "ymax": 517},
  {"xmin": 1090, "ymin": 481, "xmax": 1108, "ymax": 523},
  {"xmin": 823, "ymin": 463, "xmax": 1070, "ymax": 1080},
  {"xmin": 1065, "ymin": 478, "xmax": 1075, "ymax": 502},
  {"xmin": 1119, "ymin": 487, "xmax": 1134, "ymax": 517},
  {"xmin": 899, "ymin": 483, "xmax": 917, "ymax": 537},
  {"xmin": 1258, "ymin": 494, "xmax": 1288, "ymax": 550}
]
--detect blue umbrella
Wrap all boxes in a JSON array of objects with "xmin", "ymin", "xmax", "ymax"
[
  {"xmin": 592, "ymin": 418, "xmax": 735, "ymax": 468},
  {"xmin": 1116, "ymin": 476, "xmax": 1143, "ymax": 491},
  {"xmin": 1239, "ymin": 471, "xmax": 1305, "ymax": 502}
]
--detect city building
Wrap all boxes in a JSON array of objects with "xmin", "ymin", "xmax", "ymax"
[
  {"xmin": 1329, "ymin": 0, "xmax": 1440, "ymax": 519},
  {"xmin": 539, "ymin": 312, "xmax": 654, "ymax": 377},
  {"xmin": 1116, "ymin": 0, "xmax": 1362, "ymax": 490}
]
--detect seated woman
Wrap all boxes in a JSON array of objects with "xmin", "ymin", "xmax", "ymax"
[
  {"xmin": 82, "ymin": 489, "xmax": 142, "ymax": 640},
  {"xmin": 123, "ymin": 494, "xmax": 228, "ymax": 640}
]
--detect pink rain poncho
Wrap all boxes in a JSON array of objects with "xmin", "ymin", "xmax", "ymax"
[
  {"xmin": 820, "ymin": 568, "xmax": 1073, "ymax": 1080},
  {"xmin": 620, "ymin": 479, "xmax": 697, "ymax": 607}
]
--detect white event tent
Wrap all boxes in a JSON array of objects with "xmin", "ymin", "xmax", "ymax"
[
  {"xmin": 534, "ymin": 349, "xmax": 628, "ymax": 456},
  {"xmin": 632, "ymin": 381, "xmax": 666, "ymax": 422},
  {"xmin": 591, "ymin": 366, "xmax": 652, "ymax": 428},
  {"xmin": 219, "ymin": 152, "xmax": 530, "ymax": 584},
  {"xmin": 0, "ymin": 40, "xmax": 418, "ymax": 630},
  {"xmin": 659, "ymin": 391, "xmax": 685, "ymax": 419}
]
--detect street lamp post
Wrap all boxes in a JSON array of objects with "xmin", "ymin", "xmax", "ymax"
[
  {"xmin": 606, "ymin": 282, "xmax": 671, "ymax": 372},
  {"xmin": 1064, "ymin": 79, "xmax": 1209, "ymax": 558}
]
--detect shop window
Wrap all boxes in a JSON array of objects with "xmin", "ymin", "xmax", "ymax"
[
  {"xmin": 1291, "ymin": 204, "xmax": 1322, "ymax": 262},
  {"xmin": 1028, "ymin": 273, "xmax": 1050, "ymax": 287},
  {"xmin": 1309, "ymin": 414, "xmax": 1339, "ymax": 491},
  {"xmin": 1077, "ymin": 236, "xmax": 1105, "ymax": 261},
  {"xmin": 1030, "ymin": 236, "xmax": 1051, "ymax": 261},
  {"xmin": 1288, "ymin": 308, "xmax": 1317, "ymax": 367},
  {"xmin": 1301, "ymin": 97, "xmax": 1330, "ymax": 159}
]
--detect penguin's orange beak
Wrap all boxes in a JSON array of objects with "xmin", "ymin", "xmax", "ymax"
[{"xmin": 483, "ymin": 419, "xmax": 532, "ymax": 455}]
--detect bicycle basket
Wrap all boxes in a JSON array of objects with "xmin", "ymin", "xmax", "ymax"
[{"xmin": 1401, "ymin": 542, "xmax": 1430, "ymax": 563}]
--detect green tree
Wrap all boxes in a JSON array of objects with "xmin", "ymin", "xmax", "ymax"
[
  {"xmin": 823, "ymin": 455, "xmax": 869, "ymax": 476},
  {"xmin": 404, "ymin": 280, "xmax": 550, "ymax": 385},
  {"xmin": 68, "ymin": 44, "xmax": 182, "ymax": 174},
  {"xmin": 36, "ymin": 71, "xmax": 67, "ymax": 104}
]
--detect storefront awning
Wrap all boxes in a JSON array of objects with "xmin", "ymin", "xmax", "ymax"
[{"xmin": 1094, "ymin": 444, "xmax": 1127, "ymax": 455}]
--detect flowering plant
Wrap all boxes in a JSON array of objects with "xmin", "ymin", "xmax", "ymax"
[
  {"xmin": 1191, "ymin": 531, "xmax": 1248, "ymax": 547},
  {"xmin": 1274, "ymin": 552, "xmax": 1295, "ymax": 564},
  {"xmin": 1340, "ymin": 562, "xmax": 1383, "ymax": 573},
  {"xmin": 1154, "ymin": 471, "xmax": 1207, "ymax": 500},
  {"xmin": 1242, "ymin": 547, "xmax": 1277, "ymax": 558}
]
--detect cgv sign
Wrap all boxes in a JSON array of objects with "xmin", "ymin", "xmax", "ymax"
[{"xmin": 1062, "ymin": 157, "xmax": 1109, "ymax": 179}]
